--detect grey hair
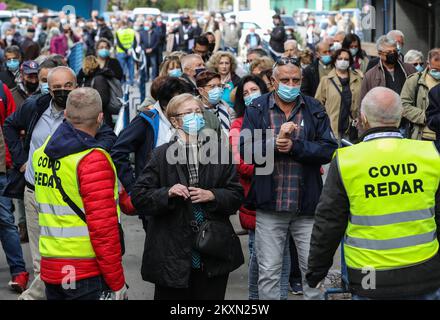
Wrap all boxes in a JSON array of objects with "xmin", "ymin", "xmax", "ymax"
[
  {"xmin": 376, "ymin": 35, "xmax": 397, "ymax": 52},
  {"xmin": 404, "ymin": 50, "xmax": 424, "ymax": 64},
  {"xmin": 66, "ymin": 88, "xmax": 102, "ymax": 127},
  {"xmin": 361, "ymin": 87, "xmax": 402, "ymax": 127},
  {"xmin": 272, "ymin": 63, "xmax": 302, "ymax": 79},
  {"xmin": 284, "ymin": 40, "xmax": 298, "ymax": 49},
  {"xmin": 387, "ymin": 30, "xmax": 404, "ymax": 40},
  {"xmin": 181, "ymin": 54, "xmax": 203, "ymax": 71},
  {"xmin": 47, "ymin": 66, "xmax": 77, "ymax": 86}
]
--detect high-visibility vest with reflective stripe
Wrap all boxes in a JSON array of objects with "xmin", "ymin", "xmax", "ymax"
[
  {"xmin": 116, "ymin": 28, "xmax": 135, "ymax": 53},
  {"xmin": 33, "ymin": 137, "xmax": 121, "ymax": 259},
  {"xmin": 337, "ymin": 137, "xmax": 440, "ymax": 270}
]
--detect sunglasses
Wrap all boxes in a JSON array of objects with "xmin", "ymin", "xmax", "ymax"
[{"xmin": 273, "ymin": 57, "xmax": 301, "ymax": 69}]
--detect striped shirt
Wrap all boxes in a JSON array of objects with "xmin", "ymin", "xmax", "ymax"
[{"xmin": 269, "ymin": 93, "xmax": 304, "ymax": 213}]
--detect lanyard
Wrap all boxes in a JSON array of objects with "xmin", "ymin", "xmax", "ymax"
[{"xmin": 363, "ymin": 131, "xmax": 403, "ymax": 142}]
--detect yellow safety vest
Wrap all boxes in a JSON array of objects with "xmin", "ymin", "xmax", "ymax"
[
  {"xmin": 33, "ymin": 137, "xmax": 121, "ymax": 259},
  {"xmin": 337, "ymin": 135, "xmax": 440, "ymax": 270},
  {"xmin": 116, "ymin": 28, "xmax": 136, "ymax": 53}
]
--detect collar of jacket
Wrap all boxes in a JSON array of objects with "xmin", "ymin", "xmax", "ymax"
[
  {"xmin": 360, "ymin": 126, "xmax": 400, "ymax": 140},
  {"xmin": 378, "ymin": 58, "xmax": 409, "ymax": 79},
  {"xmin": 327, "ymin": 68, "xmax": 361, "ymax": 85}
]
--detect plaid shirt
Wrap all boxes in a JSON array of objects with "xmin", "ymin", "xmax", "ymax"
[
  {"xmin": 269, "ymin": 93, "xmax": 304, "ymax": 213},
  {"xmin": 184, "ymin": 141, "xmax": 205, "ymax": 269}
]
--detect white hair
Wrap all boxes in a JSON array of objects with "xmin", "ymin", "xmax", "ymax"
[
  {"xmin": 181, "ymin": 54, "xmax": 203, "ymax": 71},
  {"xmin": 376, "ymin": 35, "xmax": 397, "ymax": 52},
  {"xmin": 47, "ymin": 66, "xmax": 77, "ymax": 86},
  {"xmin": 284, "ymin": 40, "xmax": 298, "ymax": 50},
  {"xmin": 404, "ymin": 50, "xmax": 424, "ymax": 64},
  {"xmin": 361, "ymin": 87, "xmax": 402, "ymax": 127},
  {"xmin": 387, "ymin": 30, "xmax": 404, "ymax": 40}
]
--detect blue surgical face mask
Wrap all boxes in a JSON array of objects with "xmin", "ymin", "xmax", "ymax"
[
  {"xmin": 415, "ymin": 65, "xmax": 424, "ymax": 73},
  {"xmin": 350, "ymin": 48, "xmax": 359, "ymax": 57},
  {"xmin": 6, "ymin": 59, "xmax": 19, "ymax": 72},
  {"xmin": 169, "ymin": 68, "xmax": 183, "ymax": 78},
  {"xmin": 98, "ymin": 48, "xmax": 110, "ymax": 58},
  {"xmin": 181, "ymin": 112, "xmax": 205, "ymax": 135},
  {"xmin": 321, "ymin": 55, "xmax": 332, "ymax": 65},
  {"xmin": 40, "ymin": 82, "xmax": 49, "ymax": 95},
  {"xmin": 244, "ymin": 91, "xmax": 261, "ymax": 106},
  {"xmin": 277, "ymin": 83, "xmax": 301, "ymax": 103},
  {"xmin": 397, "ymin": 43, "xmax": 402, "ymax": 54},
  {"xmin": 207, "ymin": 86, "xmax": 223, "ymax": 105},
  {"xmin": 430, "ymin": 69, "xmax": 440, "ymax": 80},
  {"xmin": 144, "ymin": 26, "xmax": 150, "ymax": 31}
]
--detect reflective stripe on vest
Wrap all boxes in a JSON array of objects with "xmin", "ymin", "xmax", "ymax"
[
  {"xmin": 34, "ymin": 136, "xmax": 121, "ymax": 259},
  {"xmin": 337, "ymin": 136, "xmax": 440, "ymax": 270}
]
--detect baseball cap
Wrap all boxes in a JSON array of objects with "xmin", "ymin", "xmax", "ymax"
[{"xmin": 22, "ymin": 60, "xmax": 39, "ymax": 74}]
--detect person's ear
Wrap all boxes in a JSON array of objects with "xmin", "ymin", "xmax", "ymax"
[{"xmin": 98, "ymin": 112, "xmax": 104, "ymax": 124}]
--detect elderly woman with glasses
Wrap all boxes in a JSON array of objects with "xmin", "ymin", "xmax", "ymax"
[
  {"xmin": 196, "ymin": 70, "xmax": 235, "ymax": 135},
  {"xmin": 131, "ymin": 93, "xmax": 244, "ymax": 300},
  {"xmin": 404, "ymin": 50, "xmax": 425, "ymax": 73}
]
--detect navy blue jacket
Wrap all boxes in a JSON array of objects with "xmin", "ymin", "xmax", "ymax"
[
  {"xmin": 139, "ymin": 29, "xmax": 160, "ymax": 54},
  {"xmin": 240, "ymin": 92, "xmax": 338, "ymax": 215},
  {"xmin": 4, "ymin": 93, "xmax": 117, "ymax": 169},
  {"xmin": 110, "ymin": 110, "xmax": 158, "ymax": 194}
]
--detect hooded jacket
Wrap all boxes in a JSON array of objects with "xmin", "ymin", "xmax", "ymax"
[{"xmin": 40, "ymin": 121, "xmax": 126, "ymax": 291}]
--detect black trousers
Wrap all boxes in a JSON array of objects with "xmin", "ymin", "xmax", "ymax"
[{"xmin": 154, "ymin": 269, "xmax": 229, "ymax": 300}]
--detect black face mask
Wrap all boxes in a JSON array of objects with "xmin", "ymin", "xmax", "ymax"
[
  {"xmin": 25, "ymin": 81, "xmax": 39, "ymax": 94},
  {"xmin": 385, "ymin": 52, "xmax": 399, "ymax": 65},
  {"xmin": 52, "ymin": 89, "xmax": 71, "ymax": 109},
  {"xmin": 195, "ymin": 67, "xmax": 206, "ymax": 77}
]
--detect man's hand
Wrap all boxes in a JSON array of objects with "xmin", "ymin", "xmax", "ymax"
[
  {"xmin": 19, "ymin": 163, "xmax": 26, "ymax": 173},
  {"xmin": 145, "ymin": 48, "xmax": 153, "ymax": 54},
  {"xmin": 168, "ymin": 184, "xmax": 190, "ymax": 199},
  {"xmin": 189, "ymin": 187, "xmax": 215, "ymax": 204},
  {"xmin": 279, "ymin": 122, "xmax": 298, "ymax": 138},
  {"xmin": 114, "ymin": 285, "xmax": 128, "ymax": 300},
  {"xmin": 276, "ymin": 137, "xmax": 293, "ymax": 153}
]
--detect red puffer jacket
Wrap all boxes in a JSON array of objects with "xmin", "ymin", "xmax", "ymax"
[
  {"xmin": 41, "ymin": 150, "xmax": 126, "ymax": 291},
  {"xmin": 229, "ymin": 117, "xmax": 256, "ymax": 230}
]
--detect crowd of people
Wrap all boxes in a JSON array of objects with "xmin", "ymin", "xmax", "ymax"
[{"xmin": 0, "ymin": 8, "xmax": 439, "ymax": 301}]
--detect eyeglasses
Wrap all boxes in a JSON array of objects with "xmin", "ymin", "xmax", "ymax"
[
  {"xmin": 413, "ymin": 62, "xmax": 424, "ymax": 67},
  {"xmin": 174, "ymin": 111, "xmax": 203, "ymax": 117},
  {"xmin": 273, "ymin": 57, "xmax": 301, "ymax": 69}
]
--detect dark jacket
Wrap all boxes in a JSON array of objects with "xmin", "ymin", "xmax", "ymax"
[
  {"xmin": 77, "ymin": 68, "xmax": 115, "ymax": 127},
  {"xmin": 131, "ymin": 141, "xmax": 244, "ymax": 288},
  {"xmin": 96, "ymin": 25, "xmax": 114, "ymax": 44},
  {"xmin": 269, "ymin": 24, "xmax": 286, "ymax": 53},
  {"xmin": 426, "ymin": 83, "xmax": 440, "ymax": 146},
  {"xmin": 139, "ymin": 29, "xmax": 160, "ymax": 54},
  {"xmin": 306, "ymin": 127, "xmax": 440, "ymax": 299},
  {"xmin": 104, "ymin": 58, "xmax": 124, "ymax": 81},
  {"xmin": 301, "ymin": 59, "xmax": 320, "ymax": 97},
  {"xmin": 0, "ymin": 70, "xmax": 17, "ymax": 90},
  {"xmin": 240, "ymin": 92, "xmax": 338, "ymax": 214},
  {"xmin": 245, "ymin": 33, "xmax": 261, "ymax": 48},
  {"xmin": 4, "ymin": 93, "xmax": 117, "ymax": 170}
]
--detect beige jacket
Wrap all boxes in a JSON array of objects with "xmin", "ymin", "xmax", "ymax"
[
  {"xmin": 315, "ymin": 69, "xmax": 363, "ymax": 139},
  {"xmin": 401, "ymin": 69, "xmax": 438, "ymax": 140}
]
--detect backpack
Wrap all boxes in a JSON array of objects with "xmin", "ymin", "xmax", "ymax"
[
  {"xmin": 92, "ymin": 77, "xmax": 123, "ymax": 115},
  {"xmin": 139, "ymin": 109, "xmax": 160, "ymax": 148}
]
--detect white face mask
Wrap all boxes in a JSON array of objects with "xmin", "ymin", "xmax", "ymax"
[{"xmin": 335, "ymin": 59, "xmax": 350, "ymax": 70}]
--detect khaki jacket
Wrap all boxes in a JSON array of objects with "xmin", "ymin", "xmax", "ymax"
[
  {"xmin": 315, "ymin": 69, "xmax": 363, "ymax": 139},
  {"xmin": 401, "ymin": 69, "xmax": 438, "ymax": 140}
]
